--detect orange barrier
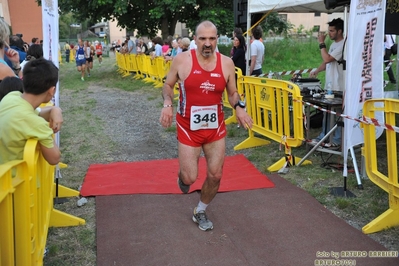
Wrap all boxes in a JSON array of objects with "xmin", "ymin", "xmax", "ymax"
[
  {"xmin": 234, "ymin": 76, "xmax": 311, "ymax": 171},
  {"xmin": 0, "ymin": 139, "xmax": 85, "ymax": 265},
  {"xmin": 362, "ymin": 98, "xmax": 399, "ymax": 234}
]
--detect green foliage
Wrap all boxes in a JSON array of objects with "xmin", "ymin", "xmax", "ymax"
[
  {"xmin": 297, "ymin": 24, "xmax": 305, "ymax": 34},
  {"xmin": 261, "ymin": 12, "xmax": 292, "ymax": 36},
  {"xmin": 217, "ymin": 44, "xmax": 232, "ymax": 57},
  {"xmin": 58, "ymin": 0, "xmax": 234, "ymax": 39}
]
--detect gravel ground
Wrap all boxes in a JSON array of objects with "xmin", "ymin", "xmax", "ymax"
[{"xmin": 86, "ymin": 85, "xmax": 250, "ymax": 162}]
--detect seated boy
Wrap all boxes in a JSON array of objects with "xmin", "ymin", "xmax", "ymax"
[{"xmin": 0, "ymin": 58, "xmax": 62, "ymax": 165}]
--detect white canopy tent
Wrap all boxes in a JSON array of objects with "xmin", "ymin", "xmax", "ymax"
[
  {"xmin": 244, "ymin": 0, "xmax": 347, "ymax": 77},
  {"xmin": 249, "ymin": 0, "xmax": 346, "ymax": 14}
]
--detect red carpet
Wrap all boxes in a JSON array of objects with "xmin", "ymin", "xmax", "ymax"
[{"xmin": 80, "ymin": 154, "xmax": 274, "ymax": 196}]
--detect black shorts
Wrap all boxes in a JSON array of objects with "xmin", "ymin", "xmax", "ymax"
[
  {"xmin": 86, "ymin": 57, "xmax": 93, "ymax": 63},
  {"xmin": 96, "ymin": 54, "xmax": 102, "ymax": 58}
]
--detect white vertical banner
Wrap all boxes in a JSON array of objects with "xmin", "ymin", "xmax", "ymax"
[
  {"xmin": 343, "ymin": 0, "xmax": 385, "ymax": 175},
  {"xmin": 42, "ymin": 0, "xmax": 59, "ymax": 107},
  {"xmin": 42, "ymin": 0, "xmax": 60, "ymax": 148}
]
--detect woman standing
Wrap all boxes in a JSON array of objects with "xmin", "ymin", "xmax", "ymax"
[{"xmin": 231, "ymin": 35, "xmax": 246, "ymax": 75}]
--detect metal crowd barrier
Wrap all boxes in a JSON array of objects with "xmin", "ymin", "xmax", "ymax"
[
  {"xmin": 0, "ymin": 139, "xmax": 85, "ymax": 266},
  {"xmin": 362, "ymin": 98, "xmax": 399, "ymax": 234}
]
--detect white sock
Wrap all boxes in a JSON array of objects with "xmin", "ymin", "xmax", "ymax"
[{"xmin": 196, "ymin": 201, "xmax": 208, "ymax": 213}]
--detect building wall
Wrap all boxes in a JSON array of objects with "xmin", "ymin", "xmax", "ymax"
[
  {"xmin": 109, "ymin": 19, "xmax": 126, "ymax": 45},
  {"xmin": 285, "ymin": 13, "xmax": 344, "ymax": 33},
  {"xmin": 7, "ymin": 0, "xmax": 42, "ymax": 43}
]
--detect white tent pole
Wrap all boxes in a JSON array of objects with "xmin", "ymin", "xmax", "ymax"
[{"xmin": 246, "ymin": 0, "xmax": 251, "ymax": 76}]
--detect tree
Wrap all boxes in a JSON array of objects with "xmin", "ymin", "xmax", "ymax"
[
  {"xmin": 260, "ymin": 12, "xmax": 292, "ymax": 37},
  {"xmin": 57, "ymin": 0, "xmax": 234, "ymax": 39}
]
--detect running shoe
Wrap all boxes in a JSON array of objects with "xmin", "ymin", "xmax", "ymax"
[
  {"xmin": 177, "ymin": 177, "xmax": 190, "ymax": 194},
  {"xmin": 192, "ymin": 207, "xmax": 213, "ymax": 231},
  {"xmin": 81, "ymin": 77, "xmax": 84, "ymax": 81}
]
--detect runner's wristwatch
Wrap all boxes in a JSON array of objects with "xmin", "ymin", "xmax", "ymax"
[{"xmin": 234, "ymin": 100, "xmax": 245, "ymax": 109}]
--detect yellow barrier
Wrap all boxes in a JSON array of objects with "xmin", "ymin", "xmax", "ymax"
[
  {"xmin": 115, "ymin": 54, "xmax": 179, "ymax": 96},
  {"xmin": 115, "ymin": 52, "xmax": 130, "ymax": 77},
  {"xmin": 0, "ymin": 139, "xmax": 85, "ymax": 265},
  {"xmin": 362, "ymin": 98, "xmax": 399, "ymax": 234},
  {"xmin": 58, "ymin": 50, "xmax": 62, "ymax": 64},
  {"xmin": 222, "ymin": 68, "xmax": 244, "ymax": 125},
  {"xmin": 70, "ymin": 49, "xmax": 76, "ymax": 62},
  {"xmin": 154, "ymin": 57, "xmax": 166, "ymax": 88},
  {"xmin": 148, "ymin": 58, "xmax": 160, "ymax": 86},
  {"xmin": 234, "ymin": 76, "xmax": 311, "ymax": 171},
  {"xmin": 133, "ymin": 54, "xmax": 144, "ymax": 80},
  {"xmin": 128, "ymin": 54, "xmax": 142, "ymax": 80}
]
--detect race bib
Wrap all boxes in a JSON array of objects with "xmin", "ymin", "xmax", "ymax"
[
  {"xmin": 77, "ymin": 54, "xmax": 85, "ymax": 60},
  {"xmin": 190, "ymin": 105, "xmax": 218, "ymax": 131}
]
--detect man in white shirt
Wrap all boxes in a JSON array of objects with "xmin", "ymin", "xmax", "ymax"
[
  {"xmin": 309, "ymin": 18, "xmax": 345, "ymax": 148},
  {"xmin": 189, "ymin": 39, "xmax": 197, "ymax": 50},
  {"xmin": 249, "ymin": 26, "xmax": 265, "ymax": 75}
]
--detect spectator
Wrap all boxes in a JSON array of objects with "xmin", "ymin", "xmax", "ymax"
[
  {"xmin": 0, "ymin": 76, "xmax": 23, "ymax": 101},
  {"xmin": 64, "ymin": 41, "xmax": 71, "ymax": 63},
  {"xmin": 31, "ymin": 37, "xmax": 40, "ymax": 46},
  {"xmin": 120, "ymin": 40, "xmax": 129, "ymax": 54},
  {"xmin": 230, "ymin": 28, "xmax": 243, "ymax": 57},
  {"xmin": 231, "ymin": 35, "xmax": 246, "ymax": 75},
  {"xmin": 181, "ymin": 37, "xmax": 191, "ymax": 52},
  {"xmin": 162, "ymin": 39, "xmax": 171, "ymax": 56},
  {"xmin": 176, "ymin": 36, "xmax": 183, "ymax": 54},
  {"xmin": 165, "ymin": 39, "xmax": 178, "ymax": 61},
  {"xmin": 189, "ymin": 39, "xmax": 197, "ymax": 50},
  {"xmin": 249, "ymin": 26, "xmax": 265, "ymax": 75},
  {"xmin": 0, "ymin": 18, "xmax": 22, "ymax": 79},
  {"xmin": 0, "ymin": 58, "xmax": 62, "ymax": 165},
  {"xmin": 5, "ymin": 34, "xmax": 27, "ymax": 67},
  {"xmin": 151, "ymin": 37, "xmax": 163, "ymax": 58},
  {"xmin": 137, "ymin": 38, "xmax": 148, "ymax": 55},
  {"xmin": 20, "ymin": 44, "xmax": 43, "ymax": 71},
  {"xmin": 127, "ymin": 35, "xmax": 137, "ymax": 55}
]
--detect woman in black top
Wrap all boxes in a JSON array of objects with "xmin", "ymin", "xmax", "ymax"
[{"xmin": 231, "ymin": 35, "xmax": 246, "ymax": 75}]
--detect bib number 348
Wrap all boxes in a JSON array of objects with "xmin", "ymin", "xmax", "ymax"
[{"xmin": 190, "ymin": 105, "xmax": 218, "ymax": 131}]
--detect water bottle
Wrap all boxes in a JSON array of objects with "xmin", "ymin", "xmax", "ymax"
[
  {"xmin": 327, "ymin": 82, "xmax": 333, "ymax": 95},
  {"xmin": 268, "ymin": 70, "xmax": 273, "ymax": 79}
]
